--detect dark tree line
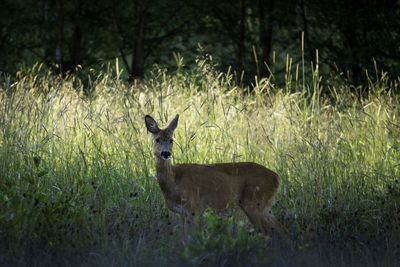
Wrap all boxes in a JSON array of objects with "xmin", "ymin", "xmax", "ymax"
[{"xmin": 0, "ymin": 0, "xmax": 399, "ymax": 87}]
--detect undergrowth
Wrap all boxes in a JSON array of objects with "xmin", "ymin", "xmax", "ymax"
[{"xmin": 0, "ymin": 56, "xmax": 399, "ymax": 266}]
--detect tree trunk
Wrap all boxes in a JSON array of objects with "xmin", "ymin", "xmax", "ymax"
[
  {"xmin": 258, "ymin": 0, "xmax": 274, "ymax": 77},
  {"xmin": 238, "ymin": 0, "xmax": 245, "ymax": 69},
  {"xmin": 70, "ymin": 0, "xmax": 82, "ymax": 71},
  {"xmin": 299, "ymin": 0, "xmax": 308, "ymax": 44},
  {"xmin": 131, "ymin": 0, "xmax": 146, "ymax": 79},
  {"xmin": 56, "ymin": 1, "xmax": 64, "ymax": 72}
]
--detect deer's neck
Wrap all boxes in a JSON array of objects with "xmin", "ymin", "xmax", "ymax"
[{"xmin": 155, "ymin": 157, "xmax": 175, "ymax": 192}]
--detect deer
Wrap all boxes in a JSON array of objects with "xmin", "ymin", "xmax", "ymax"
[{"xmin": 145, "ymin": 114, "xmax": 287, "ymax": 242}]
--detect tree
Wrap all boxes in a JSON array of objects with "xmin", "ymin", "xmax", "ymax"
[{"xmin": 0, "ymin": 0, "xmax": 399, "ymax": 89}]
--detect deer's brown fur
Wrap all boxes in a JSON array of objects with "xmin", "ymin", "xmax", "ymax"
[{"xmin": 145, "ymin": 114, "xmax": 286, "ymax": 241}]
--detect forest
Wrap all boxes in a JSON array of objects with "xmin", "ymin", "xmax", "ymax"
[
  {"xmin": 0, "ymin": 0, "xmax": 400, "ymax": 266},
  {"xmin": 1, "ymin": 0, "xmax": 399, "ymax": 87}
]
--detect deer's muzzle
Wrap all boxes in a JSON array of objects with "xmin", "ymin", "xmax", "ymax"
[{"xmin": 160, "ymin": 151, "xmax": 171, "ymax": 160}]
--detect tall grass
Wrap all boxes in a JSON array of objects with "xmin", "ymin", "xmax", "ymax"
[{"xmin": 0, "ymin": 56, "xmax": 399, "ymax": 266}]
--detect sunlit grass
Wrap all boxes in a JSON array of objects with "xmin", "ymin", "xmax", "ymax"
[{"xmin": 0, "ymin": 57, "xmax": 399, "ymax": 266}]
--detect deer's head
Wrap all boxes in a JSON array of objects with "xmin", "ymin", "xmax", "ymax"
[{"xmin": 145, "ymin": 114, "xmax": 179, "ymax": 160}]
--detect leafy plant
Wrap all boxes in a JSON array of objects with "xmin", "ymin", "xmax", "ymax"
[{"xmin": 183, "ymin": 208, "xmax": 272, "ymax": 266}]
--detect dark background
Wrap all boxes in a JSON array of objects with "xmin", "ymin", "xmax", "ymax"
[{"xmin": 1, "ymin": 0, "xmax": 399, "ymax": 89}]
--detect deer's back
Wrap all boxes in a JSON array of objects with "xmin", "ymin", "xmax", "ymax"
[
  {"xmin": 174, "ymin": 162, "xmax": 278, "ymax": 180},
  {"xmin": 172, "ymin": 162, "xmax": 279, "ymax": 207}
]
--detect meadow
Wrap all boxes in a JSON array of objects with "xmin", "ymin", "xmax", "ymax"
[{"xmin": 0, "ymin": 56, "xmax": 399, "ymax": 266}]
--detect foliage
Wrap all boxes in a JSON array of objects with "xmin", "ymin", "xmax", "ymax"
[
  {"xmin": 1, "ymin": 0, "xmax": 399, "ymax": 88},
  {"xmin": 0, "ymin": 56, "xmax": 399, "ymax": 266},
  {"xmin": 183, "ymin": 208, "xmax": 272, "ymax": 266}
]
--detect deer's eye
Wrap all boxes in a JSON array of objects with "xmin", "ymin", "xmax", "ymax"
[
  {"xmin": 156, "ymin": 138, "xmax": 160, "ymax": 143},
  {"xmin": 170, "ymin": 139, "xmax": 173, "ymax": 144}
]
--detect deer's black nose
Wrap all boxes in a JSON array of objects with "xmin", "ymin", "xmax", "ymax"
[{"xmin": 161, "ymin": 151, "xmax": 171, "ymax": 160}]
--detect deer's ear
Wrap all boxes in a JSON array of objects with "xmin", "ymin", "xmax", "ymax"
[
  {"xmin": 145, "ymin": 115, "xmax": 160, "ymax": 134},
  {"xmin": 167, "ymin": 114, "xmax": 179, "ymax": 132}
]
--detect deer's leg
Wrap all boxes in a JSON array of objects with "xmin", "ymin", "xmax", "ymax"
[
  {"xmin": 261, "ymin": 208, "xmax": 284, "ymax": 236},
  {"xmin": 239, "ymin": 185, "xmax": 267, "ymax": 233},
  {"xmin": 180, "ymin": 208, "xmax": 198, "ymax": 244},
  {"xmin": 240, "ymin": 185, "xmax": 284, "ymax": 237},
  {"xmin": 262, "ymin": 208, "xmax": 293, "ymax": 249},
  {"xmin": 241, "ymin": 202, "xmax": 291, "ymax": 248},
  {"xmin": 240, "ymin": 204, "xmax": 264, "ymax": 233},
  {"xmin": 180, "ymin": 213, "xmax": 189, "ymax": 244}
]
